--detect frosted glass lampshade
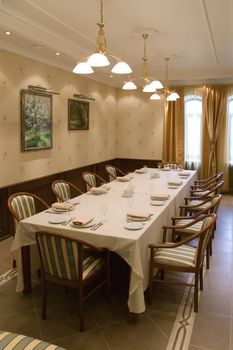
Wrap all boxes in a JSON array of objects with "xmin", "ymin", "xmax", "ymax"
[
  {"xmin": 166, "ymin": 92, "xmax": 177, "ymax": 101},
  {"xmin": 142, "ymin": 82, "xmax": 157, "ymax": 93},
  {"xmin": 72, "ymin": 62, "xmax": 94, "ymax": 74},
  {"xmin": 149, "ymin": 80, "xmax": 163, "ymax": 89},
  {"xmin": 150, "ymin": 93, "xmax": 161, "ymax": 100},
  {"xmin": 171, "ymin": 92, "xmax": 180, "ymax": 99},
  {"xmin": 122, "ymin": 81, "xmax": 137, "ymax": 90},
  {"xmin": 111, "ymin": 61, "xmax": 132, "ymax": 74},
  {"xmin": 87, "ymin": 53, "xmax": 110, "ymax": 67}
]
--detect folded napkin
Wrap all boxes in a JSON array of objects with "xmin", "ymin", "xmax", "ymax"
[
  {"xmin": 116, "ymin": 175, "xmax": 131, "ymax": 182},
  {"xmin": 179, "ymin": 172, "xmax": 190, "ymax": 177},
  {"xmin": 51, "ymin": 202, "xmax": 73, "ymax": 210},
  {"xmin": 72, "ymin": 216, "xmax": 93, "ymax": 226},
  {"xmin": 127, "ymin": 211, "xmax": 153, "ymax": 220},
  {"xmin": 90, "ymin": 187, "xmax": 107, "ymax": 194},
  {"xmin": 135, "ymin": 168, "xmax": 147, "ymax": 174},
  {"xmin": 151, "ymin": 193, "xmax": 169, "ymax": 200},
  {"xmin": 167, "ymin": 180, "xmax": 183, "ymax": 186}
]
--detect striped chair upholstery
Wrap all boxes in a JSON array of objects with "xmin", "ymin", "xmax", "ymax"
[
  {"xmin": 105, "ymin": 166, "xmax": 117, "ymax": 181},
  {"xmin": 154, "ymin": 244, "xmax": 196, "ymax": 268},
  {"xmin": 174, "ymin": 218, "xmax": 204, "ymax": 234},
  {"xmin": 0, "ymin": 331, "xmax": 66, "ymax": 349},
  {"xmin": 36, "ymin": 231, "xmax": 110, "ymax": 332},
  {"xmin": 11, "ymin": 195, "xmax": 36, "ymax": 220},
  {"xmin": 148, "ymin": 214, "xmax": 216, "ymax": 312},
  {"xmin": 54, "ymin": 182, "xmax": 70, "ymax": 202},
  {"xmin": 36, "ymin": 234, "xmax": 105, "ymax": 281},
  {"xmin": 82, "ymin": 173, "xmax": 96, "ymax": 191},
  {"xmin": 164, "ymin": 163, "xmax": 180, "ymax": 169}
]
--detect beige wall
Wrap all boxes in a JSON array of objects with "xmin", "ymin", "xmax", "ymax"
[
  {"xmin": 0, "ymin": 50, "xmax": 164, "ymax": 187},
  {"xmin": 116, "ymin": 89, "xmax": 164, "ymax": 160},
  {"xmin": 0, "ymin": 50, "xmax": 117, "ymax": 187}
]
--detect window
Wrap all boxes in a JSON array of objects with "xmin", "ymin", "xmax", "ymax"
[
  {"xmin": 184, "ymin": 95, "xmax": 202, "ymax": 164},
  {"xmin": 228, "ymin": 96, "xmax": 233, "ymax": 165}
]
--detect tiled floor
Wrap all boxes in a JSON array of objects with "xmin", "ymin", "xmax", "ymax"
[{"xmin": 0, "ymin": 194, "xmax": 232, "ymax": 350}]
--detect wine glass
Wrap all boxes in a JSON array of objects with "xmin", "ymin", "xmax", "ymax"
[
  {"xmin": 157, "ymin": 162, "xmax": 162, "ymax": 170},
  {"xmin": 127, "ymin": 196, "xmax": 134, "ymax": 209},
  {"xmin": 99, "ymin": 203, "xmax": 108, "ymax": 222}
]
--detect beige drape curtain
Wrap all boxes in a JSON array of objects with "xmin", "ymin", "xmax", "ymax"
[
  {"xmin": 162, "ymin": 87, "xmax": 184, "ymax": 165},
  {"xmin": 201, "ymin": 85, "xmax": 228, "ymax": 190}
]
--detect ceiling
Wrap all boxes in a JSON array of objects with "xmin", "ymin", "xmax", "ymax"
[{"xmin": 0, "ymin": 0, "xmax": 233, "ymax": 88}]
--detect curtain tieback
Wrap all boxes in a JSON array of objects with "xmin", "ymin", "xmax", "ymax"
[{"xmin": 210, "ymin": 144, "xmax": 215, "ymax": 151}]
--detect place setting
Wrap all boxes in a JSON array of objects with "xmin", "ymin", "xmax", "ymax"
[
  {"xmin": 124, "ymin": 211, "xmax": 153, "ymax": 230},
  {"xmin": 46, "ymin": 202, "xmax": 75, "ymax": 214},
  {"xmin": 150, "ymin": 193, "xmax": 169, "ymax": 206},
  {"xmin": 167, "ymin": 179, "xmax": 183, "ymax": 189}
]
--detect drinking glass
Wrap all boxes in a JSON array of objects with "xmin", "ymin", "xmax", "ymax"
[
  {"xmin": 157, "ymin": 162, "xmax": 162, "ymax": 169},
  {"xmin": 99, "ymin": 203, "xmax": 108, "ymax": 222},
  {"xmin": 127, "ymin": 196, "xmax": 134, "ymax": 209}
]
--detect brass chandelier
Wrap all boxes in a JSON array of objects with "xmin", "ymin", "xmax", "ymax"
[
  {"xmin": 150, "ymin": 57, "xmax": 180, "ymax": 101},
  {"xmin": 73, "ymin": 0, "xmax": 132, "ymax": 75},
  {"xmin": 122, "ymin": 33, "xmax": 163, "ymax": 92}
]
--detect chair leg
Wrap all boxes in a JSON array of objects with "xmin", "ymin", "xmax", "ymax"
[
  {"xmin": 206, "ymin": 246, "xmax": 210, "ymax": 270},
  {"xmin": 12, "ymin": 259, "xmax": 16, "ymax": 268},
  {"xmin": 78, "ymin": 288, "xmax": 84, "ymax": 332},
  {"xmin": 160, "ymin": 269, "xmax": 165, "ymax": 280},
  {"xmin": 42, "ymin": 280, "xmax": 47, "ymax": 320},
  {"xmin": 106, "ymin": 253, "xmax": 111, "ymax": 303},
  {"xmin": 200, "ymin": 265, "xmax": 203, "ymax": 291},
  {"xmin": 194, "ymin": 272, "xmax": 199, "ymax": 312}
]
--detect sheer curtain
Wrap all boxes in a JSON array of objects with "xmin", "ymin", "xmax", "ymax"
[{"xmin": 184, "ymin": 88, "xmax": 202, "ymax": 172}]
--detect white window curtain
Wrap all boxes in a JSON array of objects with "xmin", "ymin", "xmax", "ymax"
[
  {"xmin": 227, "ymin": 95, "xmax": 233, "ymax": 166},
  {"xmin": 184, "ymin": 88, "xmax": 202, "ymax": 171}
]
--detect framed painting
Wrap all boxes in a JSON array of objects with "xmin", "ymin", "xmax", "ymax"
[
  {"xmin": 68, "ymin": 99, "xmax": 89, "ymax": 130},
  {"xmin": 21, "ymin": 90, "xmax": 52, "ymax": 151}
]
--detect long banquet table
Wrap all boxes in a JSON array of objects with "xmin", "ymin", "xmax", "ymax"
[{"xmin": 11, "ymin": 169, "xmax": 197, "ymax": 314}]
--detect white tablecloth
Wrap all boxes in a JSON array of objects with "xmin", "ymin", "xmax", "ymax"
[{"xmin": 11, "ymin": 169, "xmax": 197, "ymax": 313}]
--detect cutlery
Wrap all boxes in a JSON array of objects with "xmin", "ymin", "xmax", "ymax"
[
  {"xmin": 61, "ymin": 217, "xmax": 75, "ymax": 226},
  {"xmin": 92, "ymin": 222, "xmax": 104, "ymax": 231},
  {"xmin": 90, "ymin": 221, "xmax": 103, "ymax": 231}
]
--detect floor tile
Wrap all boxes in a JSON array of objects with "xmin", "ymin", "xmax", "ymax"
[{"xmin": 53, "ymin": 330, "xmax": 109, "ymax": 350}]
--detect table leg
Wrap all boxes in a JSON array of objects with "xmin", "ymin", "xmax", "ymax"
[
  {"xmin": 128, "ymin": 311, "xmax": 139, "ymax": 324},
  {"xmin": 21, "ymin": 246, "xmax": 31, "ymax": 294}
]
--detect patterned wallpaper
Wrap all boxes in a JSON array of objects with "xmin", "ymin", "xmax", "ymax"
[
  {"xmin": 116, "ymin": 90, "xmax": 164, "ymax": 159},
  {"xmin": 0, "ymin": 50, "xmax": 164, "ymax": 187},
  {"xmin": 0, "ymin": 50, "xmax": 117, "ymax": 187}
]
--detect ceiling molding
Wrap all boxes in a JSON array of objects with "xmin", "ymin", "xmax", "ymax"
[
  {"xmin": 24, "ymin": 0, "xmax": 95, "ymax": 46},
  {"xmin": 201, "ymin": 0, "xmax": 219, "ymax": 66},
  {"xmin": 0, "ymin": 3, "xmax": 86, "ymax": 59}
]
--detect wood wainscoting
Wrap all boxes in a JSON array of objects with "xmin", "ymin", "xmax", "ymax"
[{"xmin": 0, "ymin": 158, "xmax": 160, "ymax": 239}]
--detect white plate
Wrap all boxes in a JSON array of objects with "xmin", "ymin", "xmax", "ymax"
[
  {"xmin": 48, "ymin": 216, "xmax": 67, "ymax": 224},
  {"xmin": 179, "ymin": 175, "xmax": 189, "ymax": 179},
  {"xmin": 168, "ymin": 185, "xmax": 179, "ymax": 189},
  {"xmin": 70, "ymin": 219, "xmax": 96, "ymax": 229},
  {"xmin": 151, "ymin": 200, "xmax": 165, "ymax": 206},
  {"xmin": 124, "ymin": 222, "xmax": 144, "ymax": 230},
  {"xmin": 127, "ymin": 215, "xmax": 150, "ymax": 222}
]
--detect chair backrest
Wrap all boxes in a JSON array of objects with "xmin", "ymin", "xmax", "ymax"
[
  {"xmin": 198, "ymin": 180, "xmax": 224, "ymax": 199},
  {"xmin": 196, "ymin": 214, "xmax": 216, "ymax": 267},
  {"xmin": 162, "ymin": 161, "xmax": 183, "ymax": 169},
  {"xmin": 105, "ymin": 165, "xmax": 117, "ymax": 181},
  {"xmin": 52, "ymin": 181, "xmax": 71, "ymax": 202},
  {"xmin": 82, "ymin": 172, "xmax": 97, "ymax": 191},
  {"xmin": 8, "ymin": 192, "xmax": 48, "ymax": 221},
  {"xmin": 36, "ymin": 231, "xmax": 80, "ymax": 281}
]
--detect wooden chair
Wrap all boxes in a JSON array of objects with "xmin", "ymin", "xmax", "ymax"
[
  {"xmin": 82, "ymin": 171, "xmax": 106, "ymax": 192},
  {"xmin": 51, "ymin": 180, "xmax": 83, "ymax": 202},
  {"xmin": 193, "ymin": 172, "xmax": 224, "ymax": 188},
  {"xmin": 187, "ymin": 180, "xmax": 224, "ymax": 201},
  {"xmin": 162, "ymin": 161, "xmax": 183, "ymax": 169},
  {"xmin": 8, "ymin": 192, "xmax": 49, "ymax": 269},
  {"xmin": 36, "ymin": 231, "xmax": 111, "ymax": 332},
  {"xmin": 0, "ymin": 331, "xmax": 66, "ymax": 350},
  {"xmin": 190, "ymin": 172, "xmax": 224, "ymax": 193},
  {"xmin": 105, "ymin": 165, "xmax": 126, "ymax": 181},
  {"xmin": 172, "ymin": 195, "xmax": 222, "ymax": 268},
  {"xmin": 148, "ymin": 213, "xmax": 216, "ymax": 312}
]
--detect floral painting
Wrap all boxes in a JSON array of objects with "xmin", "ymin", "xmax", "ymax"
[
  {"xmin": 68, "ymin": 99, "xmax": 89, "ymax": 130},
  {"xmin": 21, "ymin": 90, "xmax": 52, "ymax": 151}
]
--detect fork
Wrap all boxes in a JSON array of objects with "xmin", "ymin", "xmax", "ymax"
[
  {"xmin": 90, "ymin": 221, "xmax": 103, "ymax": 231},
  {"xmin": 61, "ymin": 217, "xmax": 75, "ymax": 226}
]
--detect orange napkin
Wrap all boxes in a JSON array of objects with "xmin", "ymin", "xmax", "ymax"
[
  {"xmin": 90, "ymin": 187, "xmax": 107, "ymax": 194},
  {"xmin": 179, "ymin": 172, "xmax": 190, "ymax": 177},
  {"xmin": 127, "ymin": 211, "xmax": 153, "ymax": 220},
  {"xmin": 51, "ymin": 202, "xmax": 73, "ymax": 210},
  {"xmin": 72, "ymin": 216, "xmax": 93, "ymax": 226},
  {"xmin": 151, "ymin": 194, "xmax": 169, "ymax": 200},
  {"xmin": 116, "ymin": 176, "xmax": 130, "ymax": 182}
]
